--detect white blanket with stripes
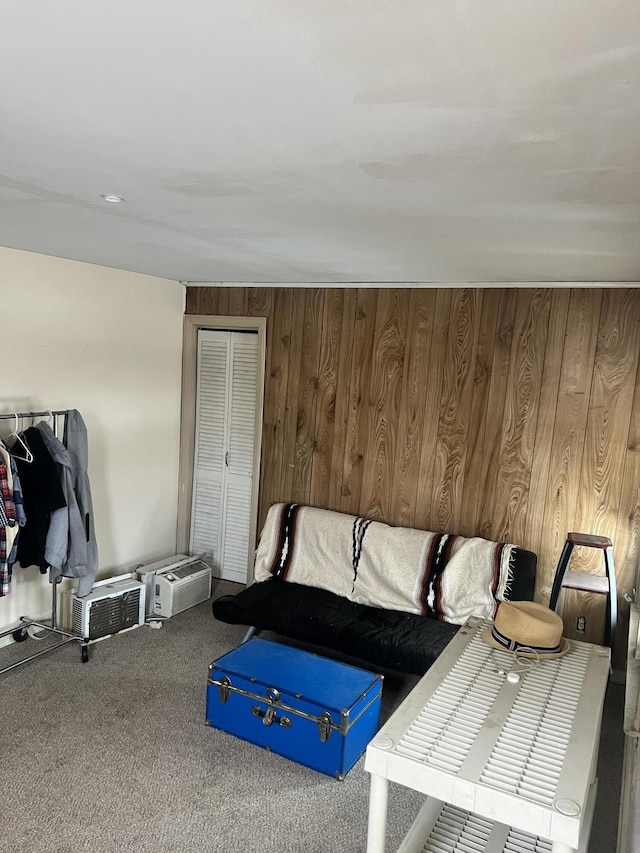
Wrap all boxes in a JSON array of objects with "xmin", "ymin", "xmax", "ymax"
[{"xmin": 254, "ymin": 503, "xmax": 515, "ymax": 625}]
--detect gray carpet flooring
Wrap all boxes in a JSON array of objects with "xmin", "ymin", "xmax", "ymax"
[{"xmin": 0, "ymin": 579, "xmax": 624, "ymax": 853}]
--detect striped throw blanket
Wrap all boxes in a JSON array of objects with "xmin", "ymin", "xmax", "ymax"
[{"xmin": 254, "ymin": 503, "xmax": 516, "ymax": 625}]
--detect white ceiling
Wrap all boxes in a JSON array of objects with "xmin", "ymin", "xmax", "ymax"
[{"xmin": 2, "ymin": 0, "xmax": 640, "ymax": 284}]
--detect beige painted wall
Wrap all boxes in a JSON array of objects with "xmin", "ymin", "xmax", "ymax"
[{"xmin": 0, "ymin": 247, "xmax": 185, "ymax": 635}]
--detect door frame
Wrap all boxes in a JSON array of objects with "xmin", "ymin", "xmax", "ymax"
[{"xmin": 177, "ymin": 314, "xmax": 267, "ymax": 584}]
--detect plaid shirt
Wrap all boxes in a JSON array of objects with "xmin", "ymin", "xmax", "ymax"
[
  {"xmin": 0, "ymin": 463, "xmax": 17, "ymax": 596},
  {"xmin": 9, "ymin": 456, "xmax": 26, "ymax": 527},
  {"xmin": 0, "ymin": 464, "xmax": 17, "ymax": 596}
]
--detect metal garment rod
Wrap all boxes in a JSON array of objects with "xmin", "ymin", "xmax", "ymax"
[
  {"xmin": 0, "ymin": 408, "xmax": 90, "ymax": 674},
  {"xmin": 0, "ymin": 410, "xmax": 68, "ymax": 420}
]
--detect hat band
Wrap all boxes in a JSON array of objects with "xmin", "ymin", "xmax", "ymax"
[{"xmin": 491, "ymin": 625, "xmax": 562, "ymax": 656}]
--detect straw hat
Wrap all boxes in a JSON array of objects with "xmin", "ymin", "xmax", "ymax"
[{"xmin": 482, "ymin": 600, "xmax": 570, "ymax": 659}]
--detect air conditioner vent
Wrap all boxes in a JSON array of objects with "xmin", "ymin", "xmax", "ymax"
[
  {"xmin": 71, "ymin": 578, "xmax": 146, "ymax": 641},
  {"xmin": 86, "ymin": 590, "xmax": 142, "ymax": 640}
]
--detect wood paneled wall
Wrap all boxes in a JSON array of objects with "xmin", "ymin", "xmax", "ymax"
[{"xmin": 186, "ymin": 287, "xmax": 640, "ymax": 666}]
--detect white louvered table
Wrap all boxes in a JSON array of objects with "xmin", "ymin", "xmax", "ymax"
[{"xmin": 364, "ymin": 617, "xmax": 611, "ymax": 853}]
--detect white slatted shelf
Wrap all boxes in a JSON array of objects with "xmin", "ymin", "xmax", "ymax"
[
  {"xmin": 395, "ymin": 781, "xmax": 597, "ymax": 853},
  {"xmin": 365, "ymin": 618, "xmax": 610, "ymax": 853}
]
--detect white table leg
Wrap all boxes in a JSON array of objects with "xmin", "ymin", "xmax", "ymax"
[
  {"xmin": 366, "ymin": 773, "xmax": 389, "ymax": 853},
  {"xmin": 551, "ymin": 843, "xmax": 575, "ymax": 853}
]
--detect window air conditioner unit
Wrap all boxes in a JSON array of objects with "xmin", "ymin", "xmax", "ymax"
[
  {"xmin": 71, "ymin": 576, "xmax": 146, "ymax": 641},
  {"xmin": 136, "ymin": 555, "xmax": 212, "ymax": 618}
]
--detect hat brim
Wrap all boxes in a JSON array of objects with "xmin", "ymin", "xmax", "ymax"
[{"xmin": 481, "ymin": 626, "xmax": 571, "ymax": 660}]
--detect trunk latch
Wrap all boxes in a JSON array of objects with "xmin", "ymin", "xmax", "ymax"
[
  {"xmin": 217, "ymin": 676, "xmax": 231, "ymax": 704},
  {"xmin": 317, "ymin": 712, "xmax": 333, "ymax": 742}
]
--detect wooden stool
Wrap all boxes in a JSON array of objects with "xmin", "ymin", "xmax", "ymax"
[{"xmin": 549, "ymin": 532, "xmax": 617, "ymax": 650}]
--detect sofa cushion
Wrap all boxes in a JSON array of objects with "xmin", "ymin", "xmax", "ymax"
[{"xmin": 212, "ymin": 580, "xmax": 460, "ymax": 675}]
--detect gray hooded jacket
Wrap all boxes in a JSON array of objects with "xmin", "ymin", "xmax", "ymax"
[{"xmin": 36, "ymin": 411, "xmax": 98, "ymax": 596}]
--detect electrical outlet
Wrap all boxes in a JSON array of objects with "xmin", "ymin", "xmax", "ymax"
[{"xmin": 576, "ymin": 616, "xmax": 586, "ymax": 633}]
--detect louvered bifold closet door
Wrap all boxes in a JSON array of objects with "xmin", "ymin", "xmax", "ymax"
[
  {"xmin": 222, "ymin": 334, "xmax": 259, "ymax": 582},
  {"xmin": 190, "ymin": 330, "xmax": 258, "ymax": 584},
  {"xmin": 191, "ymin": 331, "xmax": 228, "ymax": 570}
]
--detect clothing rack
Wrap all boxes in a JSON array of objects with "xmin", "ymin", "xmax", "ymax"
[{"xmin": 0, "ymin": 409, "xmax": 89, "ymax": 675}]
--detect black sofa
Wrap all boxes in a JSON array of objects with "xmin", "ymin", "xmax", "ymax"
[{"xmin": 213, "ymin": 504, "xmax": 537, "ymax": 675}]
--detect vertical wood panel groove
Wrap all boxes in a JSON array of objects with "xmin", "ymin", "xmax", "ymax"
[
  {"xmin": 431, "ymin": 289, "xmax": 482, "ymax": 533},
  {"xmin": 260, "ymin": 288, "xmax": 293, "ymax": 512},
  {"xmin": 391, "ymin": 290, "xmax": 437, "ymax": 528},
  {"xmin": 526, "ymin": 288, "xmax": 570, "ymax": 588},
  {"xmin": 339, "ymin": 290, "xmax": 379, "ymax": 515},
  {"xmin": 293, "ymin": 289, "xmax": 324, "ymax": 510},
  {"xmin": 361, "ymin": 289, "xmax": 410, "ymax": 521},
  {"xmin": 492, "ymin": 289, "xmax": 552, "ymax": 544},
  {"xmin": 329, "ymin": 290, "xmax": 358, "ymax": 511},
  {"xmin": 415, "ymin": 289, "xmax": 452, "ymax": 530},
  {"xmin": 280, "ymin": 292, "xmax": 306, "ymax": 502},
  {"xmin": 459, "ymin": 290, "xmax": 500, "ymax": 536},
  {"xmin": 312, "ymin": 289, "xmax": 345, "ymax": 509},
  {"xmin": 477, "ymin": 289, "xmax": 518, "ymax": 540}
]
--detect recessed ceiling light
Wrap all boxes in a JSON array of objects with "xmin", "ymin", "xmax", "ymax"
[{"xmin": 100, "ymin": 194, "xmax": 125, "ymax": 203}]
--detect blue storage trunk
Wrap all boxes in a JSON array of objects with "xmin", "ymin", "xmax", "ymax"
[{"xmin": 206, "ymin": 638, "xmax": 383, "ymax": 779}]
